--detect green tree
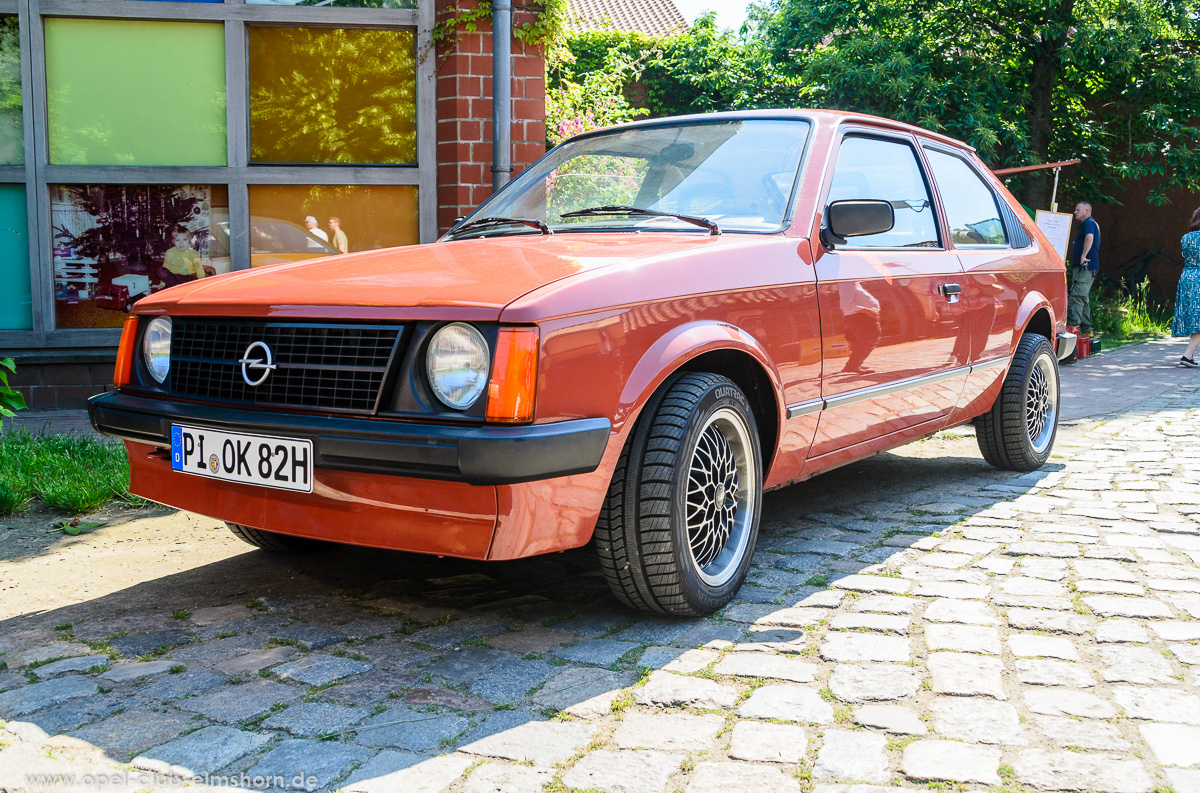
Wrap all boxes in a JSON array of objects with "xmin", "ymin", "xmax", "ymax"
[
  {"xmin": 558, "ymin": 14, "xmax": 799, "ymax": 121},
  {"xmin": 756, "ymin": 0, "xmax": 1200, "ymax": 205}
]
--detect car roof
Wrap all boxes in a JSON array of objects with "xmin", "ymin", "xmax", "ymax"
[{"xmin": 586, "ymin": 108, "xmax": 975, "ymax": 153}]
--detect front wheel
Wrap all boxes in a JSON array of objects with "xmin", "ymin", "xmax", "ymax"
[
  {"xmin": 974, "ymin": 333, "xmax": 1060, "ymax": 471},
  {"xmin": 226, "ymin": 523, "xmax": 324, "ymax": 553},
  {"xmin": 595, "ymin": 373, "xmax": 762, "ymax": 616}
]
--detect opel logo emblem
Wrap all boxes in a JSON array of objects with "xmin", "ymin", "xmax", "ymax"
[{"xmin": 239, "ymin": 341, "xmax": 277, "ymax": 387}]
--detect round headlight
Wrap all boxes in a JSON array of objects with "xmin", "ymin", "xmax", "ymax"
[
  {"xmin": 426, "ymin": 323, "xmax": 490, "ymax": 410},
  {"xmin": 143, "ymin": 316, "xmax": 172, "ymax": 384}
]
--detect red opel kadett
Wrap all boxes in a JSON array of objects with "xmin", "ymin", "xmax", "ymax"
[{"xmin": 90, "ymin": 110, "xmax": 1073, "ymax": 615}]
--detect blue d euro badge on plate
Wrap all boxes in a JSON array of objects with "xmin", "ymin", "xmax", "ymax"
[{"xmin": 171, "ymin": 425, "xmax": 184, "ymax": 471}]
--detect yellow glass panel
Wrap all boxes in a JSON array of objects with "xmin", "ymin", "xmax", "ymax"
[
  {"xmin": 247, "ymin": 184, "xmax": 418, "ymax": 267},
  {"xmin": 249, "ymin": 27, "xmax": 417, "ymax": 164}
]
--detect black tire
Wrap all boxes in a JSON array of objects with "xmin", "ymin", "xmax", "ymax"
[
  {"xmin": 226, "ymin": 522, "xmax": 323, "ymax": 553},
  {"xmin": 594, "ymin": 373, "xmax": 763, "ymax": 616},
  {"xmin": 974, "ymin": 334, "xmax": 1060, "ymax": 472}
]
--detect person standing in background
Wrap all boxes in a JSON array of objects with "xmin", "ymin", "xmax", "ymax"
[
  {"xmin": 304, "ymin": 215, "xmax": 328, "ymax": 248},
  {"xmin": 329, "ymin": 217, "xmax": 349, "ymax": 254},
  {"xmin": 1067, "ymin": 201, "xmax": 1101, "ymax": 337},
  {"xmin": 1173, "ymin": 207, "xmax": 1200, "ymax": 368}
]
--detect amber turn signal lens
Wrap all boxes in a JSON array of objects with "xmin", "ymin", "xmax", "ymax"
[
  {"xmin": 113, "ymin": 315, "xmax": 139, "ymax": 387},
  {"xmin": 486, "ymin": 326, "xmax": 539, "ymax": 423}
]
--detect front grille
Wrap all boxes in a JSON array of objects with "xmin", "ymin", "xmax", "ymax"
[{"xmin": 169, "ymin": 319, "xmax": 403, "ymax": 414}]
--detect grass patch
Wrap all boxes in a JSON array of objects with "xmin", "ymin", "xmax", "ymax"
[
  {"xmin": 1090, "ymin": 279, "xmax": 1172, "ymax": 344},
  {"xmin": 0, "ymin": 429, "xmax": 152, "ymax": 516}
]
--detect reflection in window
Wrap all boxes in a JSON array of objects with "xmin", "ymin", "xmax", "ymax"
[
  {"xmin": 0, "ymin": 18, "xmax": 22, "ymax": 165},
  {"xmin": 45, "ymin": 19, "xmax": 226, "ymax": 166},
  {"xmin": 828, "ymin": 137, "xmax": 939, "ymax": 248},
  {"xmin": 51, "ymin": 185, "xmax": 229, "ymax": 329},
  {"xmin": 249, "ymin": 27, "xmax": 417, "ymax": 164},
  {"xmin": 0, "ymin": 185, "xmax": 30, "ymax": 329},
  {"xmin": 926, "ymin": 149, "xmax": 1008, "ymax": 246},
  {"xmin": 475, "ymin": 120, "xmax": 810, "ymax": 234},
  {"xmin": 247, "ymin": 0, "xmax": 416, "ymax": 6},
  {"xmin": 247, "ymin": 184, "xmax": 418, "ymax": 267}
]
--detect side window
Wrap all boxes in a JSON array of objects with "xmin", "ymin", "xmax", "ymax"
[
  {"xmin": 827, "ymin": 136, "xmax": 939, "ymax": 248},
  {"xmin": 926, "ymin": 149, "xmax": 1008, "ymax": 246}
]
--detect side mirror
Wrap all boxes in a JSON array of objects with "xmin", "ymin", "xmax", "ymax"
[{"xmin": 821, "ymin": 199, "xmax": 895, "ymax": 248}]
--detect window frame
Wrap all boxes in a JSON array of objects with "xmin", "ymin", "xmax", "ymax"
[
  {"xmin": 921, "ymin": 143, "xmax": 1011, "ymax": 250},
  {"xmin": 0, "ymin": 0, "xmax": 436, "ymax": 349},
  {"xmin": 819, "ymin": 129, "xmax": 945, "ymax": 252}
]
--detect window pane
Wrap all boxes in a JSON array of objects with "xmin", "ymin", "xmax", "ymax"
[
  {"xmin": 926, "ymin": 149, "xmax": 1008, "ymax": 246},
  {"xmin": 52, "ymin": 185, "xmax": 229, "ymax": 329},
  {"xmin": 246, "ymin": 0, "xmax": 416, "ymax": 8},
  {"xmin": 45, "ymin": 19, "xmax": 226, "ymax": 166},
  {"xmin": 249, "ymin": 27, "xmax": 416, "ymax": 164},
  {"xmin": 247, "ymin": 184, "xmax": 418, "ymax": 266},
  {"xmin": 471, "ymin": 120, "xmax": 811, "ymax": 234},
  {"xmin": 0, "ymin": 185, "xmax": 30, "ymax": 330},
  {"xmin": 1, "ymin": 17, "xmax": 22, "ymax": 165},
  {"xmin": 828, "ymin": 137, "xmax": 939, "ymax": 248}
]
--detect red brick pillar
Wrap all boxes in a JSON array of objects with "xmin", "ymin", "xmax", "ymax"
[{"xmin": 435, "ymin": 0, "xmax": 546, "ymax": 234}]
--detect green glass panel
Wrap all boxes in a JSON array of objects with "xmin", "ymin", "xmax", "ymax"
[
  {"xmin": 0, "ymin": 18, "xmax": 22, "ymax": 165},
  {"xmin": 0, "ymin": 184, "xmax": 30, "ymax": 330},
  {"xmin": 249, "ymin": 27, "xmax": 416, "ymax": 164},
  {"xmin": 45, "ymin": 19, "xmax": 226, "ymax": 166}
]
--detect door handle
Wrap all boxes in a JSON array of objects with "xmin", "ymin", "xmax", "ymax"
[{"xmin": 938, "ymin": 283, "xmax": 962, "ymax": 303}]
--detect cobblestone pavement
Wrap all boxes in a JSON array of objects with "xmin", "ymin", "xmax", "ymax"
[{"xmin": 2, "ymin": 377, "xmax": 1200, "ymax": 793}]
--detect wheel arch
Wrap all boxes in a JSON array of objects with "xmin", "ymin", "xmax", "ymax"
[
  {"xmin": 1015, "ymin": 293, "xmax": 1055, "ymax": 350},
  {"xmin": 615, "ymin": 321, "xmax": 785, "ymax": 471}
]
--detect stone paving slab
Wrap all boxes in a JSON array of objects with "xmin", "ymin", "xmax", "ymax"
[{"xmin": 3, "ymin": 377, "xmax": 1200, "ymax": 791}]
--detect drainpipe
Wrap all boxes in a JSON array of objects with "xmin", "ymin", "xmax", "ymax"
[{"xmin": 492, "ymin": 0, "xmax": 513, "ymax": 192}]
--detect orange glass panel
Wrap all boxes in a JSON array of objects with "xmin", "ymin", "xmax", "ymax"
[
  {"xmin": 247, "ymin": 184, "xmax": 419, "ymax": 267},
  {"xmin": 248, "ymin": 27, "xmax": 417, "ymax": 165}
]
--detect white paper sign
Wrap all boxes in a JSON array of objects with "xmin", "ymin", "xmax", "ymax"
[{"xmin": 1035, "ymin": 210, "xmax": 1073, "ymax": 264}]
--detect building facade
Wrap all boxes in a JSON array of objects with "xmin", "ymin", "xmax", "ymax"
[{"xmin": 0, "ymin": 0, "xmax": 544, "ymax": 409}]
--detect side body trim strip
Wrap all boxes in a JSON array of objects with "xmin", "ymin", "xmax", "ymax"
[{"xmin": 786, "ymin": 354, "xmax": 1011, "ymax": 419}]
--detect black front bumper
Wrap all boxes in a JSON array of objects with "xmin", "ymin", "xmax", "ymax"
[{"xmin": 88, "ymin": 391, "xmax": 611, "ymax": 486}]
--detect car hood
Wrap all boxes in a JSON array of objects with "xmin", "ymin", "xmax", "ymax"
[{"xmin": 133, "ymin": 233, "xmax": 771, "ymax": 321}]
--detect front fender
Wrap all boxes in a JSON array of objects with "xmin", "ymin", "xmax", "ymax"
[{"xmin": 615, "ymin": 320, "xmax": 785, "ymax": 435}]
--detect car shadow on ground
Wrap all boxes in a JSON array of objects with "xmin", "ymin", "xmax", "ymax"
[{"xmin": 0, "ymin": 443, "xmax": 1063, "ymax": 786}]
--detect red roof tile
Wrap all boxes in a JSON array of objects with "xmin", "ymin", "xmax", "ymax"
[{"xmin": 568, "ymin": 0, "xmax": 688, "ymax": 36}]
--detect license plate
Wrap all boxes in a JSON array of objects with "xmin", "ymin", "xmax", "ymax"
[{"xmin": 171, "ymin": 425, "xmax": 313, "ymax": 493}]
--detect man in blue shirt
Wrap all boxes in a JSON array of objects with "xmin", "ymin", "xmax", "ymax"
[{"xmin": 1067, "ymin": 201, "xmax": 1101, "ymax": 336}]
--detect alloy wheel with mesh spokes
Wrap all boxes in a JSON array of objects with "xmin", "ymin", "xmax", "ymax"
[
  {"xmin": 594, "ymin": 372, "xmax": 763, "ymax": 615},
  {"xmin": 975, "ymin": 333, "xmax": 1060, "ymax": 471},
  {"xmin": 685, "ymin": 407, "xmax": 758, "ymax": 588}
]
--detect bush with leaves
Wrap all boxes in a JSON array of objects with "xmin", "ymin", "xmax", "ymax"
[{"xmin": 0, "ymin": 357, "xmax": 24, "ymax": 418}]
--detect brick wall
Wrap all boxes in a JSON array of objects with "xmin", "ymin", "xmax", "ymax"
[
  {"xmin": 1085, "ymin": 179, "xmax": 1196, "ymax": 303},
  {"xmin": 436, "ymin": 0, "xmax": 547, "ymax": 233},
  {"xmin": 7, "ymin": 351, "xmax": 116, "ymax": 410}
]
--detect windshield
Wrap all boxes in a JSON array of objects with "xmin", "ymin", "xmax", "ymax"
[{"xmin": 451, "ymin": 119, "xmax": 812, "ymax": 237}]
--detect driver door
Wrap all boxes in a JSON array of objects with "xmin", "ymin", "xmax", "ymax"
[{"xmin": 808, "ymin": 133, "xmax": 971, "ymax": 458}]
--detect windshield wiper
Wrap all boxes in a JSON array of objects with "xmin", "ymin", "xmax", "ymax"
[
  {"xmin": 559, "ymin": 205, "xmax": 720, "ymax": 236},
  {"xmin": 450, "ymin": 216, "xmax": 551, "ymax": 237}
]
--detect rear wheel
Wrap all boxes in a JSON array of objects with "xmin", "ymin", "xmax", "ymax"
[
  {"xmin": 975, "ymin": 333, "xmax": 1060, "ymax": 471},
  {"xmin": 226, "ymin": 522, "xmax": 323, "ymax": 553},
  {"xmin": 595, "ymin": 373, "xmax": 762, "ymax": 616}
]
